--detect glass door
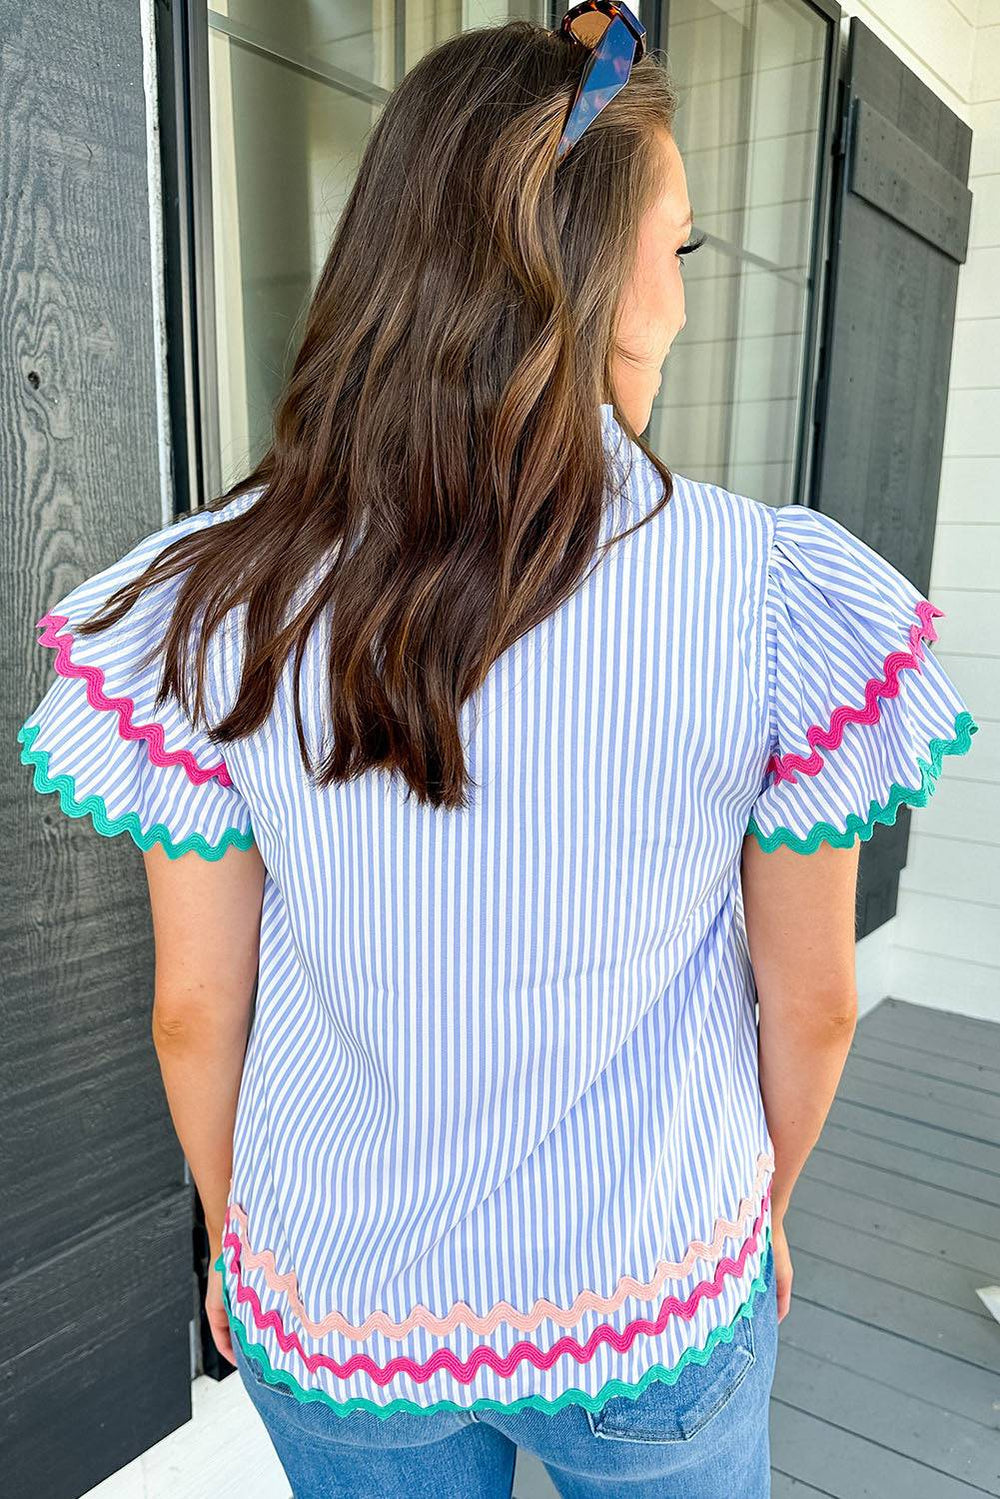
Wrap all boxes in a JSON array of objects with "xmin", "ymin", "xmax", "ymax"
[
  {"xmin": 652, "ymin": 0, "xmax": 840, "ymax": 503},
  {"xmin": 165, "ymin": 0, "xmax": 838, "ymax": 506}
]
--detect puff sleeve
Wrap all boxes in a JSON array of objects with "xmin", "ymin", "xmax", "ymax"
[
  {"xmin": 16, "ymin": 501, "xmax": 257, "ymax": 861},
  {"xmin": 747, "ymin": 504, "xmax": 979, "ymax": 853}
]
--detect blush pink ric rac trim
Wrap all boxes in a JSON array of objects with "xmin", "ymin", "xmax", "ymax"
[
  {"xmin": 221, "ymin": 1183, "xmax": 771, "ymax": 1387},
  {"xmin": 223, "ymin": 1151, "xmax": 775, "ymax": 1341},
  {"xmin": 767, "ymin": 599, "xmax": 943, "ymax": 785},
  {"xmin": 36, "ymin": 612, "xmax": 232, "ymax": 788}
]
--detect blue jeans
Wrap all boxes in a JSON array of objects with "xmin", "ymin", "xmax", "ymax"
[{"xmin": 231, "ymin": 1243, "xmax": 778, "ymax": 1498}]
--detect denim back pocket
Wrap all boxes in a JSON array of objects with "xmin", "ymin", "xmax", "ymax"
[{"xmin": 586, "ymin": 1310, "xmax": 756, "ymax": 1444}]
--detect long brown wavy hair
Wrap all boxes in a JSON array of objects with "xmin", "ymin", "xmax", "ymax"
[{"xmin": 77, "ymin": 19, "xmax": 679, "ymax": 810}]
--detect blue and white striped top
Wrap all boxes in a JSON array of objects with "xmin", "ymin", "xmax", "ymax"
[{"xmin": 17, "ymin": 402, "xmax": 978, "ymax": 1417}]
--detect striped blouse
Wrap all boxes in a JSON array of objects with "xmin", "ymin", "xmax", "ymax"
[{"xmin": 17, "ymin": 403, "xmax": 978, "ymax": 1417}]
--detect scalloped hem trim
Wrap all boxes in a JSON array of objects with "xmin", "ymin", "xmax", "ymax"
[
  {"xmin": 221, "ymin": 1153, "xmax": 775, "ymax": 1340},
  {"xmin": 216, "ymin": 1186, "xmax": 771, "ymax": 1384},
  {"xmin": 221, "ymin": 1229, "xmax": 773, "ymax": 1418},
  {"xmin": 766, "ymin": 599, "xmax": 943, "ymax": 785},
  {"xmin": 17, "ymin": 721, "xmax": 255, "ymax": 860},
  {"xmin": 747, "ymin": 711, "xmax": 978, "ymax": 853},
  {"xmin": 35, "ymin": 611, "xmax": 232, "ymax": 788}
]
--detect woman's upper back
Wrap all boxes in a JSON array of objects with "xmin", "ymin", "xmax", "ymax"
[{"xmin": 221, "ymin": 406, "xmax": 773, "ymax": 991}]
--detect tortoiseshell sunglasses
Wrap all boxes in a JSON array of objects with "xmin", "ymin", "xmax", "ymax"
[{"xmin": 555, "ymin": 0, "xmax": 646, "ymax": 162}]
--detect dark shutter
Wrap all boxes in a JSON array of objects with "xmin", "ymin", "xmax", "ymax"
[
  {"xmin": 809, "ymin": 17, "xmax": 973, "ymax": 938},
  {"xmin": 2, "ymin": 2, "xmax": 196, "ymax": 1495}
]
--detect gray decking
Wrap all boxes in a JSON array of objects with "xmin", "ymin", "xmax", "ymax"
[{"xmin": 515, "ymin": 996, "xmax": 1000, "ymax": 1498}]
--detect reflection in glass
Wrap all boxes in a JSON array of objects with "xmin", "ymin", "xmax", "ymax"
[
  {"xmin": 207, "ymin": 0, "xmax": 490, "ymax": 487},
  {"xmin": 651, "ymin": 0, "xmax": 829, "ymax": 504},
  {"xmin": 205, "ymin": 0, "xmax": 824, "ymax": 502}
]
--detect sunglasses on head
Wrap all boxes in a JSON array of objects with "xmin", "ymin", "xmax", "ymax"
[{"xmin": 555, "ymin": 1, "xmax": 646, "ymax": 162}]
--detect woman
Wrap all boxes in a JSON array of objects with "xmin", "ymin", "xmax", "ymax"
[{"xmin": 17, "ymin": 8, "xmax": 978, "ymax": 1498}]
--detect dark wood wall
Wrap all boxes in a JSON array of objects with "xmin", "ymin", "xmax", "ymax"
[
  {"xmin": 0, "ymin": 3, "xmax": 194, "ymax": 1494},
  {"xmin": 811, "ymin": 18, "xmax": 972, "ymax": 939}
]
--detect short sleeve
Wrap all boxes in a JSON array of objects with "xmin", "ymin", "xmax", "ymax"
[
  {"xmin": 747, "ymin": 504, "xmax": 980, "ymax": 853},
  {"xmin": 16, "ymin": 497, "xmax": 261, "ymax": 861}
]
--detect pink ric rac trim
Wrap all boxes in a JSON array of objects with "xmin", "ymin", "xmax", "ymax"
[
  {"xmin": 221, "ymin": 1183, "xmax": 771, "ymax": 1387},
  {"xmin": 767, "ymin": 599, "xmax": 944, "ymax": 785},
  {"xmin": 35, "ymin": 612, "xmax": 232, "ymax": 788},
  {"xmin": 223, "ymin": 1151, "xmax": 775, "ymax": 1342}
]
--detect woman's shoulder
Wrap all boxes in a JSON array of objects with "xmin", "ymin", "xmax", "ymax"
[
  {"xmin": 657, "ymin": 475, "xmax": 918, "ymax": 594},
  {"xmin": 42, "ymin": 482, "xmax": 269, "ymax": 631},
  {"xmin": 668, "ymin": 470, "xmax": 776, "ymax": 527},
  {"xmin": 656, "ymin": 469, "xmax": 778, "ymax": 579}
]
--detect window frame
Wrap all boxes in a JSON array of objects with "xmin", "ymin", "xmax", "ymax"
[
  {"xmin": 157, "ymin": 0, "xmax": 216, "ymax": 514},
  {"xmin": 159, "ymin": 0, "xmax": 842, "ymax": 512}
]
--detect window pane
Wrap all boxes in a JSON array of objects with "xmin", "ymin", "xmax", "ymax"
[
  {"xmin": 207, "ymin": 0, "xmax": 505, "ymax": 485},
  {"xmin": 205, "ymin": 0, "xmax": 830, "ymax": 499},
  {"xmin": 208, "ymin": 31, "xmax": 373, "ymax": 483},
  {"xmin": 653, "ymin": 0, "xmax": 830, "ymax": 503}
]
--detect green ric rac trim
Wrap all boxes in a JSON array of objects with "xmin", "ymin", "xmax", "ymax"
[
  {"xmin": 215, "ymin": 1227, "xmax": 773, "ymax": 1419},
  {"xmin": 747, "ymin": 712, "xmax": 979, "ymax": 854},
  {"xmin": 17, "ymin": 721, "xmax": 255, "ymax": 861}
]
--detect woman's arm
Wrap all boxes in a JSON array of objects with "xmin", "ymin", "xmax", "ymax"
[
  {"xmin": 740, "ymin": 836, "xmax": 860, "ymax": 1322},
  {"xmin": 143, "ymin": 840, "xmax": 266, "ymax": 1362}
]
